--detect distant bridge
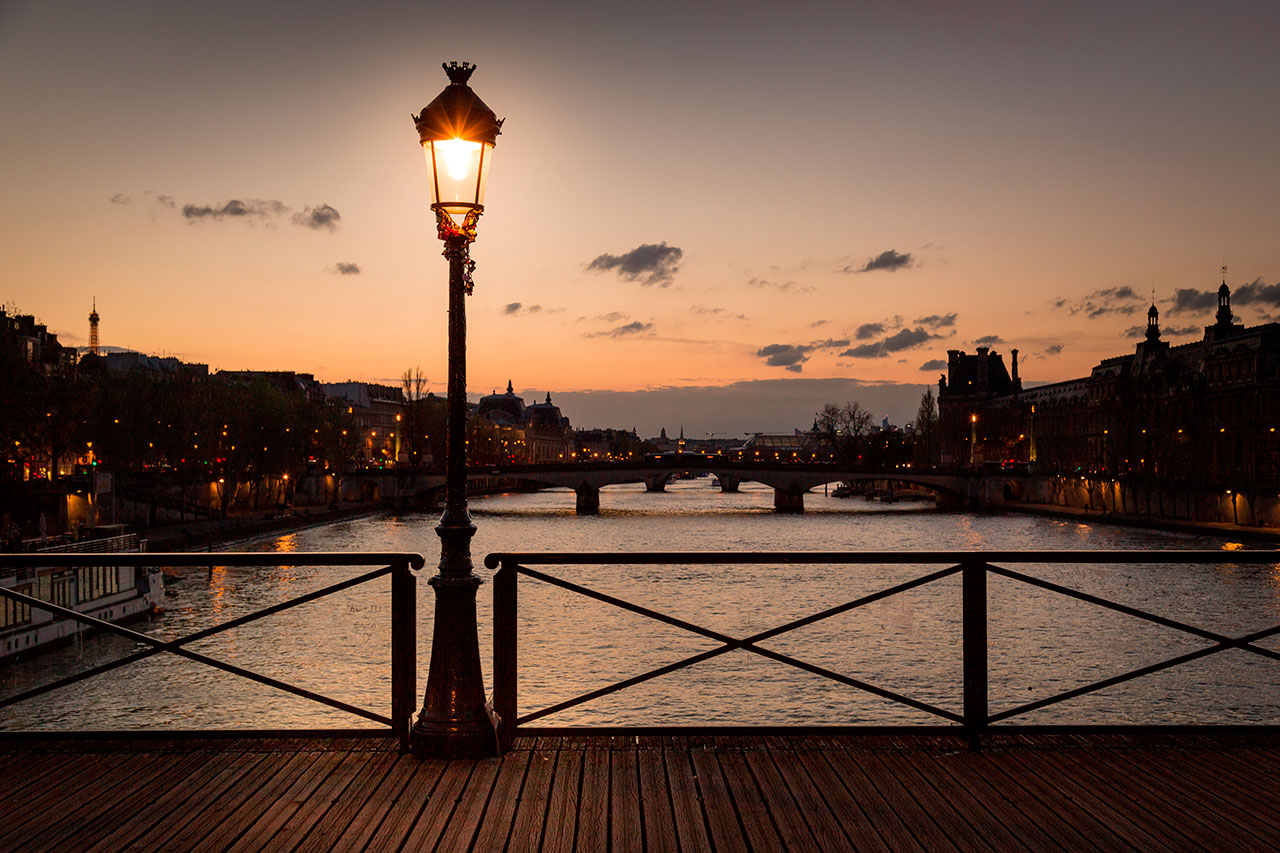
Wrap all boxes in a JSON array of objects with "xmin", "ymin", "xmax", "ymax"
[{"xmin": 339, "ymin": 459, "xmax": 1027, "ymax": 515}]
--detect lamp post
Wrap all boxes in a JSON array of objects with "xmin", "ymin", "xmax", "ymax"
[
  {"xmin": 409, "ymin": 61, "xmax": 503, "ymax": 759},
  {"xmin": 969, "ymin": 413, "xmax": 978, "ymax": 466}
]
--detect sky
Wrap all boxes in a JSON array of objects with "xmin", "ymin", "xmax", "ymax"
[{"xmin": 2, "ymin": 0, "xmax": 1279, "ymax": 434}]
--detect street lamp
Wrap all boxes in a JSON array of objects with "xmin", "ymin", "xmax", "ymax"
[
  {"xmin": 409, "ymin": 61, "xmax": 503, "ymax": 759},
  {"xmin": 969, "ymin": 413, "xmax": 978, "ymax": 466}
]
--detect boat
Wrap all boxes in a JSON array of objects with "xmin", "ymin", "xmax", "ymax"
[{"xmin": 1, "ymin": 532, "xmax": 164, "ymax": 659}]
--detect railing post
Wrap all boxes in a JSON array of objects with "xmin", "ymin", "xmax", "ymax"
[
  {"xmin": 962, "ymin": 557, "xmax": 988, "ymax": 749},
  {"xmin": 493, "ymin": 559, "xmax": 517, "ymax": 752},
  {"xmin": 391, "ymin": 560, "xmax": 416, "ymax": 753}
]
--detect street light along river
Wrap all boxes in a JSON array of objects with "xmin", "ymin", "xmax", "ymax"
[{"xmin": 3, "ymin": 481, "xmax": 1278, "ymax": 731}]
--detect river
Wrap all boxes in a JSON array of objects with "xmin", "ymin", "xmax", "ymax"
[{"xmin": 4, "ymin": 480, "xmax": 1279, "ymax": 730}]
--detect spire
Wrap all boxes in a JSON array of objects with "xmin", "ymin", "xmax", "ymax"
[
  {"xmin": 506, "ymin": 379, "xmax": 514, "ymax": 394},
  {"xmin": 1146, "ymin": 300, "xmax": 1161, "ymax": 342},
  {"xmin": 1216, "ymin": 268, "xmax": 1232, "ymax": 327},
  {"xmin": 545, "ymin": 392, "xmax": 551, "ymax": 404},
  {"xmin": 88, "ymin": 297, "xmax": 100, "ymax": 356}
]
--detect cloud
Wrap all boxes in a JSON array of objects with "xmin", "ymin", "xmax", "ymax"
[
  {"xmin": 1123, "ymin": 322, "xmax": 1200, "ymax": 337},
  {"xmin": 1054, "ymin": 286, "xmax": 1145, "ymax": 318},
  {"xmin": 329, "ymin": 262, "xmax": 361, "ymax": 275},
  {"xmin": 126, "ymin": 192, "xmax": 339, "ymax": 230},
  {"xmin": 691, "ymin": 305, "xmax": 747, "ymax": 320},
  {"xmin": 841, "ymin": 327, "xmax": 936, "ymax": 358},
  {"xmin": 755, "ymin": 338, "xmax": 855, "ymax": 372},
  {"xmin": 847, "ymin": 249, "xmax": 912, "ymax": 274},
  {"xmin": 1168, "ymin": 288, "xmax": 1217, "ymax": 314},
  {"xmin": 584, "ymin": 320, "xmax": 654, "ymax": 338},
  {"xmin": 503, "ymin": 302, "xmax": 542, "ymax": 315},
  {"xmin": 756, "ymin": 344, "xmax": 811, "ymax": 372},
  {"xmin": 1233, "ymin": 278, "xmax": 1280, "ymax": 308},
  {"xmin": 810, "ymin": 319, "xmax": 830, "ymax": 327},
  {"xmin": 1046, "ymin": 344, "xmax": 1064, "ymax": 355},
  {"xmin": 855, "ymin": 322, "xmax": 885, "ymax": 340},
  {"xmin": 553, "ymin": 377, "xmax": 933, "ymax": 436},
  {"xmin": 747, "ymin": 276, "xmax": 813, "ymax": 293},
  {"xmin": 587, "ymin": 242, "xmax": 682, "ymax": 286},
  {"xmin": 919, "ymin": 359, "xmax": 947, "ymax": 371},
  {"xmin": 578, "ymin": 311, "xmax": 629, "ymax": 323},
  {"xmin": 916, "ymin": 313, "xmax": 957, "ymax": 329},
  {"xmin": 181, "ymin": 198, "xmax": 290, "ymax": 223},
  {"xmin": 974, "ymin": 335, "xmax": 1003, "ymax": 345},
  {"xmin": 292, "ymin": 204, "xmax": 341, "ymax": 232}
]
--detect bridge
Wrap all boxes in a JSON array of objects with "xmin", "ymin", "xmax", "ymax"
[{"xmin": 339, "ymin": 459, "xmax": 1025, "ymax": 514}]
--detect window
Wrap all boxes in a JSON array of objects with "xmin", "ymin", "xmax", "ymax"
[
  {"xmin": 2, "ymin": 585, "xmax": 32, "ymax": 629},
  {"xmin": 76, "ymin": 566, "xmax": 120, "ymax": 603}
]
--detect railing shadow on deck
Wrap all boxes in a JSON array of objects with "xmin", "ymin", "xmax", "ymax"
[
  {"xmin": 485, "ymin": 550, "xmax": 1280, "ymax": 749},
  {"xmin": 0, "ymin": 552, "xmax": 424, "ymax": 750}
]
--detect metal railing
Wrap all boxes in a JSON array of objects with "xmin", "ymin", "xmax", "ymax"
[
  {"xmin": 487, "ymin": 550, "xmax": 1280, "ymax": 747},
  {"xmin": 0, "ymin": 552, "xmax": 424, "ymax": 749}
]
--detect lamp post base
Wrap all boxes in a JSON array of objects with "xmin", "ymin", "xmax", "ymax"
[{"xmin": 409, "ymin": 517, "xmax": 499, "ymax": 759}]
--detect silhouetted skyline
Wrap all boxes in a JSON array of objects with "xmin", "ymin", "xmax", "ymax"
[{"xmin": 2, "ymin": 0, "xmax": 1278, "ymax": 424}]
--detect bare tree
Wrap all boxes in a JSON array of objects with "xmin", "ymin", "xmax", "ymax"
[{"xmin": 817, "ymin": 402, "xmax": 874, "ymax": 469}]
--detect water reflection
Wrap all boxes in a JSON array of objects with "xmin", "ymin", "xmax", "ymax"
[{"xmin": 3, "ymin": 481, "xmax": 1278, "ymax": 730}]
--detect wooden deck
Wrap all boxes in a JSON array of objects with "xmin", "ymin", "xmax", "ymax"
[{"xmin": 3, "ymin": 732, "xmax": 1280, "ymax": 851}]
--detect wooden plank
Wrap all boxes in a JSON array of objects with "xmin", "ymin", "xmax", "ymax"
[
  {"xmin": 743, "ymin": 745, "xmax": 841, "ymax": 852},
  {"xmin": 915, "ymin": 749, "xmax": 1052, "ymax": 850},
  {"xmin": 77, "ymin": 751, "xmax": 238, "ymax": 852},
  {"xmin": 662, "ymin": 746, "xmax": 711, "ymax": 853},
  {"xmin": 123, "ymin": 751, "xmax": 272, "ymax": 853},
  {"xmin": 1001, "ymin": 748, "xmax": 1175, "ymax": 851},
  {"xmin": 221, "ymin": 747, "xmax": 349, "ymax": 851},
  {"xmin": 472, "ymin": 750, "xmax": 534, "ymax": 851},
  {"xmin": 333, "ymin": 756, "xmax": 447, "ymax": 852},
  {"xmin": 1, "ymin": 749, "xmax": 176, "ymax": 850},
  {"xmin": 266, "ymin": 746, "xmax": 371, "ymax": 849},
  {"xmin": 1054, "ymin": 746, "xmax": 1214, "ymax": 850},
  {"xmin": 637, "ymin": 747, "xmax": 678, "ymax": 853},
  {"xmin": 391, "ymin": 760, "xmax": 477, "ymax": 851},
  {"xmin": 290, "ymin": 749, "xmax": 400, "ymax": 853},
  {"xmin": 430, "ymin": 756, "xmax": 504, "ymax": 851},
  {"xmin": 716, "ymin": 748, "xmax": 786, "ymax": 850},
  {"xmin": 19, "ymin": 750, "xmax": 201, "ymax": 851},
  {"xmin": 576, "ymin": 745, "xmax": 610, "ymax": 852},
  {"xmin": 939, "ymin": 749, "xmax": 1094, "ymax": 852},
  {"xmin": 505, "ymin": 747, "xmax": 557, "ymax": 851},
  {"xmin": 611, "ymin": 747, "xmax": 644, "ymax": 852},
  {"xmin": 1133, "ymin": 748, "xmax": 1280, "ymax": 844},
  {"xmin": 866, "ymin": 749, "xmax": 990, "ymax": 850},
  {"xmin": 0, "ymin": 751, "xmax": 119, "ymax": 844},
  {"xmin": 814, "ymin": 746, "xmax": 932, "ymax": 851},
  {"xmin": 1087, "ymin": 746, "xmax": 1279, "ymax": 849},
  {"xmin": 174, "ymin": 751, "xmax": 313, "ymax": 852},
  {"xmin": 763, "ymin": 741, "xmax": 875, "ymax": 852},
  {"xmin": 541, "ymin": 748, "xmax": 582, "ymax": 853},
  {"xmin": 689, "ymin": 747, "xmax": 747, "ymax": 851}
]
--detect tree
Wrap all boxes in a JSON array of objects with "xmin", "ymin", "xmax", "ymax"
[
  {"xmin": 816, "ymin": 402, "xmax": 874, "ymax": 469},
  {"xmin": 913, "ymin": 388, "xmax": 939, "ymax": 467},
  {"xmin": 401, "ymin": 366, "xmax": 429, "ymax": 467}
]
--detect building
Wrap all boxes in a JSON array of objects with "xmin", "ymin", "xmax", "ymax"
[
  {"xmin": 321, "ymin": 382, "xmax": 406, "ymax": 466},
  {"xmin": 0, "ymin": 308, "xmax": 74, "ymax": 371},
  {"xmin": 472, "ymin": 381, "xmax": 574, "ymax": 464},
  {"xmin": 938, "ymin": 279, "xmax": 1280, "ymax": 495}
]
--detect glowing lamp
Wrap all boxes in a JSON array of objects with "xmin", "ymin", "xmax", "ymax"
[{"xmin": 413, "ymin": 62, "xmax": 503, "ymax": 234}]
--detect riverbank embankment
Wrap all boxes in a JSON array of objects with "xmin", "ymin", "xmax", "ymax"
[
  {"xmin": 141, "ymin": 503, "xmax": 387, "ymax": 552},
  {"xmin": 1004, "ymin": 500, "xmax": 1280, "ymax": 545}
]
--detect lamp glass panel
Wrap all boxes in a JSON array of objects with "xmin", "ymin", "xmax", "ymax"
[{"xmin": 425, "ymin": 139, "xmax": 493, "ymax": 220}]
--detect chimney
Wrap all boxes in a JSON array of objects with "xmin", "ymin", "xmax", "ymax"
[{"xmin": 1010, "ymin": 348, "xmax": 1020, "ymax": 390}]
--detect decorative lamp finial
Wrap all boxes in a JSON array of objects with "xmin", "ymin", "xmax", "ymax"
[{"xmin": 443, "ymin": 61, "xmax": 476, "ymax": 86}]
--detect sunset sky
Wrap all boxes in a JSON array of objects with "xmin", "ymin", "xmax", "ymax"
[{"xmin": 2, "ymin": 1, "xmax": 1278, "ymax": 433}]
